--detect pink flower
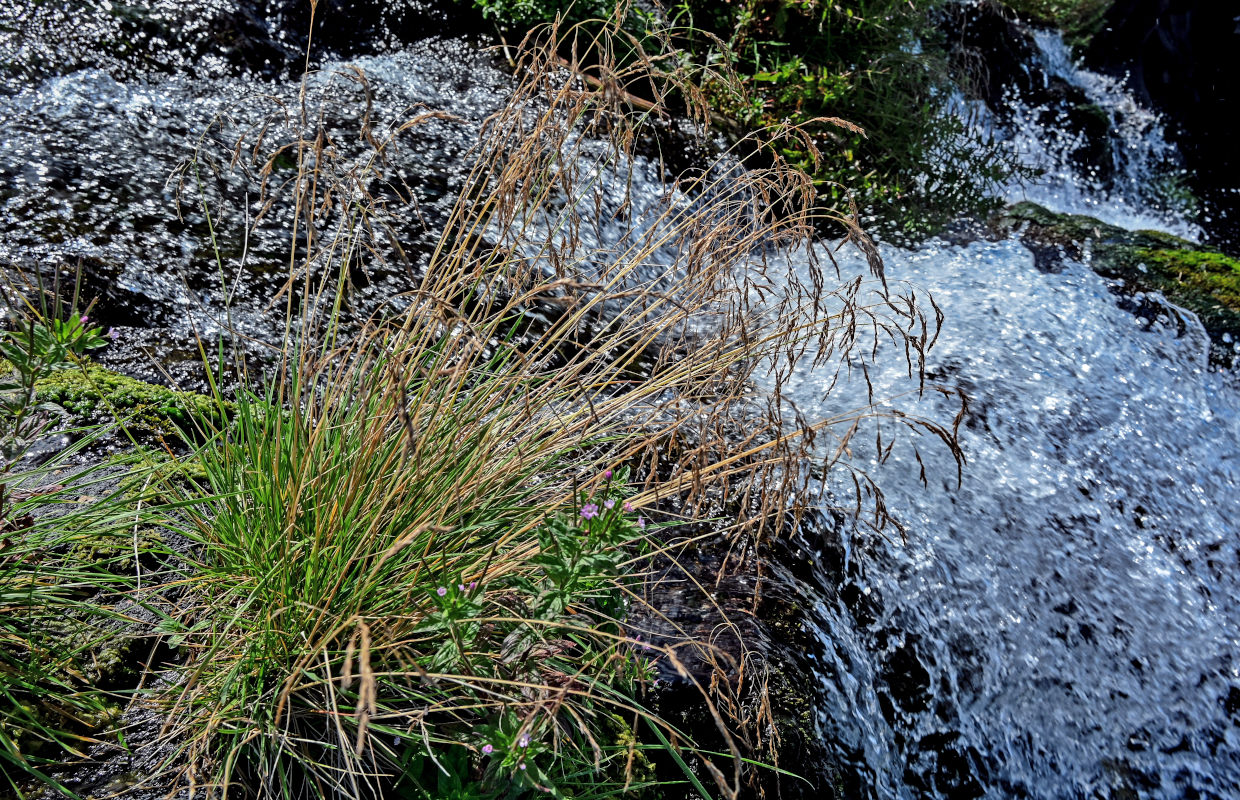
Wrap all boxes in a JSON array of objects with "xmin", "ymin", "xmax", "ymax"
[
  {"xmin": 637, "ymin": 517, "xmax": 646, "ymax": 529},
  {"xmin": 436, "ymin": 587, "xmax": 447, "ymax": 597},
  {"xmin": 482, "ymin": 744, "xmax": 493, "ymax": 754},
  {"xmin": 580, "ymin": 504, "xmax": 599, "ymax": 520},
  {"xmin": 468, "ymin": 580, "xmax": 478, "ymax": 590},
  {"xmin": 623, "ymin": 501, "xmax": 633, "ymax": 512},
  {"xmin": 518, "ymin": 733, "xmax": 530, "ymax": 748},
  {"xmin": 604, "ymin": 500, "xmax": 615, "ymax": 510},
  {"xmin": 602, "ymin": 469, "xmax": 612, "ymax": 479}
]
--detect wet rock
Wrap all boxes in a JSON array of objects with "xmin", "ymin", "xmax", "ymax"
[
  {"xmin": 15, "ymin": 254, "xmax": 180, "ymax": 331},
  {"xmin": 905, "ymin": 731, "xmax": 989, "ymax": 800},
  {"xmin": 631, "ymin": 510, "xmax": 850, "ymax": 800},
  {"xmin": 941, "ymin": 2, "xmax": 1042, "ymax": 109},
  {"xmin": 883, "ymin": 637, "xmax": 933, "ymax": 715},
  {"xmin": 1083, "ymin": 0, "xmax": 1240, "ymax": 251},
  {"xmin": 253, "ymin": 0, "xmax": 486, "ymax": 69},
  {"xmin": 939, "ymin": 2, "xmax": 1118, "ymax": 183},
  {"xmin": 0, "ymin": 0, "xmax": 282, "ymax": 82},
  {"xmin": 0, "ymin": 0, "xmax": 487, "ymax": 84},
  {"xmin": 991, "ymin": 201, "xmax": 1240, "ymax": 365}
]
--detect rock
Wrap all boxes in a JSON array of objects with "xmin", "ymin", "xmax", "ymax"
[
  {"xmin": 0, "ymin": 0, "xmax": 486, "ymax": 84},
  {"xmin": 940, "ymin": 2, "xmax": 1119, "ymax": 183},
  {"xmin": 941, "ymin": 2, "xmax": 1042, "ymax": 109},
  {"xmin": 1083, "ymin": 0, "xmax": 1240, "ymax": 251},
  {"xmin": 991, "ymin": 201, "xmax": 1240, "ymax": 365},
  {"xmin": 629, "ymin": 505, "xmax": 851, "ymax": 800}
]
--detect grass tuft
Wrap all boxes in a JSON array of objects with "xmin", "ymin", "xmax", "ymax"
[{"xmin": 2, "ymin": 9, "xmax": 960, "ymax": 799}]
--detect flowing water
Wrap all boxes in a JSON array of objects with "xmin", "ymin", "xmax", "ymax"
[
  {"xmin": 1, "ymin": 1, "xmax": 507, "ymax": 385},
  {"xmin": 774, "ymin": 33, "xmax": 1240, "ymax": 800},
  {"xmin": 777, "ymin": 235, "xmax": 1240, "ymax": 798},
  {"xmin": 994, "ymin": 31, "xmax": 1200, "ymax": 240},
  {"xmin": 2, "ymin": 4, "xmax": 1238, "ymax": 798}
]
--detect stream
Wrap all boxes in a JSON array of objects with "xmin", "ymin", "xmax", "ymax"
[
  {"xmin": 2, "ymin": 2, "xmax": 1238, "ymax": 798},
  {"xmin": 778, "ymin": 24, "xmax": 1240, "ymax": 799}
]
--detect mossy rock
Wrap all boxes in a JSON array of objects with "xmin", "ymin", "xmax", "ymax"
[
  {"xmin": 992, "ymin": 201, "xmax": 1240, "ymax": 364},
  {"xmin": 33, "ymin": 364, "xmax": 227, "ymax": 439}
]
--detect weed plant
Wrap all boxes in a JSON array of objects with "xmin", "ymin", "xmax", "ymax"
[
  {"xmin": 2, "ymin": 270, "xmax": 112, "ymax": 460},
  {"xmin": 0, "ymin": 273, "xmax": 187, "ymax": 799}
]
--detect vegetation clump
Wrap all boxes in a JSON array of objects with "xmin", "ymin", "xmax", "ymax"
[
  {"xmin": 467, "ymin": 0, "xmax": 1025, "ymax": 238},
  {"xmin": 33, "ymin": 364, "xmax": 226, "ymax": 439},
  {"xmin": 1, "ymin": 9, "xmax": 955, "ymax": 800},
  {"xmin": 1, "ymin": 454, "xmax": 153, "ymax": 798},
  {"xmin": 998, "ymin": 0, "xmax": 1114, "ymax": 47}
]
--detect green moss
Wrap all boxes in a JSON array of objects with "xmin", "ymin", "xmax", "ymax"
[
  {"xmin": 1135, "ymin": 248, "xmax": 1240, "ymax": 281},
  {"xmin": 993, "ymin": 202, "xmax": 1240, "ymax": 364},
  {"xmin": 1116, "ymin": 247, "xmax": 1240, "ymax": 329},
  {"xmin": 996, "ymin": 201, "xmax": 1118, "ymax": 241},
  {"xmin": 33, "ymin": 364, "xmax": 226, "ymax": 438},
  {"xmin": 1073, "ymin": 101, "xmax": 1111, "ymax": 133}
]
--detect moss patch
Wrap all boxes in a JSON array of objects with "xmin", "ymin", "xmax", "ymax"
[
  {"xmin": 1100, "ymin": 246, "xmax": 1240, "ymax": 336},
  {"xmin": 993, "ymin": 201, "xmax": 1240, "ymax": 364},
  {"xmin": 33, "ymin": 364, "xmax": 226, "ymax": 439}
]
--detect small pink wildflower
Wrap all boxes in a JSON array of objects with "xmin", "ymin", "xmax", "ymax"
[
  {"xmin": 623, "ymin": 501, "xmax": 633, "ymax": 512},
  {"xmin": 458, "ymin": 584, "xmax": 466, "ymax": 592},
  {"xmin": 518, "ymin": 733, "xmax": 530, "ymax": 748},
  {"xmin": 518, "ymin": 763, "xmax": 527, "ymax": 771},
  {"xmin": 468, "ymin": 580, "xmax": 478, "ymax": 590},
  {"xmin": 482, "ymin": 744, "xmax": 493, "ymax": 754},
  {"xmin": 436, "ymin": 587, "xmax": 447, "ymax": 597},
  {"xmin": 79, "ymin": 315, "xmax": 88, "ymax": 324},
  {"xmin": 580, "ymin": 504, "xmax": 599, "ymax": 520},
  {"xmin": 637, "ymin": 516, "xmax": 646, "ymax": 529},
  {"xmin": 602, "ymin": 469, "xmax": 612, "ymax": 479},
  {"xmin": 108, "ymin": 327, "xmax": 118, "ymax": 340},
  {"xmin": 604, "ymin": 500, "xmax": 615, "ymax": 510}
]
